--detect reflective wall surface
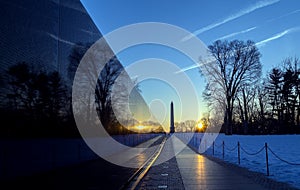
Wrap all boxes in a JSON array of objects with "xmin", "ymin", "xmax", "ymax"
[
  {"xmin": 0, "ymin": 0, "xmax": 101, "ymax": 81},
  {"xmin": 0, "ymin": 0, "xmax": 157, "ymax": 137}
]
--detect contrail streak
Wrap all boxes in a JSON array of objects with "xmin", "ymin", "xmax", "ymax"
[
  {"xmin": 175, "ymin": 56, "xmax": 216, "ymax": 74},
  {"xmin": 267, "ymin": 9, "xmax": 300, "ymax": 22},
  {"xmin": 48, "ymin": 33, "xmax": 77, "ymax": 46},
  {"xmin": 256, "ymin": 27, "xmax": 300, "ymax": 47},
  {"xmin": 182, "ymin": 0, "xmax": 280, "ymax": 41},
  {"xmin": 217, "ymin": 27, "xmax": 257, "ymax": 40}
]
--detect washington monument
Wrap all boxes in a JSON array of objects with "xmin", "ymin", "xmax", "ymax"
[{"xmin": 170, "ymin": 101, "xmax": 175, "ymax": 133}]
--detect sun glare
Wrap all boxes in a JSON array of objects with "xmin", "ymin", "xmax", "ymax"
[
  {"xmin": 136, "ymin": 125, "xmax": 145, "ymax": 130},
  {"xmin": 197, "ymin": 122, "xmax": 203, "ymax": 130}
]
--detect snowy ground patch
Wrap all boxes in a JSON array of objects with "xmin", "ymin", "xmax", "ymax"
[{"xmin": 185, "ymin": 133, "xmax": 300, "ymax": 189}]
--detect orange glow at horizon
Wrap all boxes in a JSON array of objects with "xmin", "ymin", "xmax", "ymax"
[
  {"xmin": 197, "ymin": 122, "xmax": 203, "ymax": 130},
  {"xmin": 136, "ymin": 125, "xmax": 145, "ymax": 130}
]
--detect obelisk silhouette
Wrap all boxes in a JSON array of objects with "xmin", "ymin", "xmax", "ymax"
[{"xmin": 170, "ymin": 101, "xmax": 175, "ymax": 133}]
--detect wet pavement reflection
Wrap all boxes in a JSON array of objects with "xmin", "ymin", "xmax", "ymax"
[{"xmin": 173, "ymin": 137, "xmax": 269, "ymax": 190}]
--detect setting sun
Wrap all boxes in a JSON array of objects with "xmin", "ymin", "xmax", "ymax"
[
  {"xmin": 136, "ymin": 125, "xmax": 145, "ymax": 130},
  {"xmin": 197, "ymin": 122, "xmax": 203, "ymax": 130}
]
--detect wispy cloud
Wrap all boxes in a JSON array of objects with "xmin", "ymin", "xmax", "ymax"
[
  {"xmin": 80, "ymin": 29, "xmax": 99, "ymax": 35},
  {"xmin": 175, "ymin": 64, "xmax": 200, "ymax": 74},
  {"xmin": 177, "ymin": 26, "xmax": 300, "ymax": 74},
  {"xmin": 256, "ymin": 27, "xmax": 300, "ymax": 47},
  {"xmin": 175, "ymin": 56, "xmax": 216, "ymax": 74},
  {"xmin": 182, "ymin": 0, "xmax": 280, "ymax": 41},
  {"xmin": 47, "ymin": 33, "xmax": 77, "ymax": 46},
  {"xmin": 267, "ymin": 9, "xmax": 300, "ymax": 22},
  {"xmin": 217, "ymin": 27, "xmax": 257, "ymax": 40}
]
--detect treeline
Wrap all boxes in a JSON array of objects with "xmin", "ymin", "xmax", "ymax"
[
  {"xmin": 1, "ymin": 62, "xmax": 75, "ymax": 138},
  {"xmin": 0, "ymin": 43, "xmax": 136, "ymax": 138},
  {"xmin": 175, "ymin": 117, "xmax": 209, "ymax": 133},
  {"xmin": 202, "ymin": 39, "xmax": 300, "ymax": 135},
  {"xmin": 233, "ymin": 57, "xmax": 300, "ymax": 134}
]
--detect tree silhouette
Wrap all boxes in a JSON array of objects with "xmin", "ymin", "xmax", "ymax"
[
  {"xmin": 203, "ymin": 40, "xmax": 262, "ymax": 135},
  {"xmin": 267, "ymin": 68, "xmax": 283, "ymax": 123},
  {"xmin": 5, "ymin": 62, "xmax": 69, "ymax": 137},
  {"xmin": 48, "ymin": 71, "xmax": 68, "ymax": 120},
  {"xmin": 68, "ymin": 42, "xmax": 136, "ymax": 134},
  {"xmin": 7, "ymin": 62, "xmax": 35, "ymax": 111},
  {"xmin": 236, "ymin": 85, "xmax": 257, "ymax": 134},
  {"xmin": 95, "ymin": 56, "xmax": 123, "ymax": 131}
]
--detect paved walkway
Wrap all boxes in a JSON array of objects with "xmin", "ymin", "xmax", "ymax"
[
  {"xmin": 173, "ymin": 137, "xmax": 269, "ymax": 190},
  {"xmin": 3, "ymin": 135, "xmax": 297, "ymax": 190},
  {"xmin": 137, "ymin": 136, "xmax": 185, "ymax": 190},
  {"xmin": 139, "ymin": 136, "xmax": 296, "ymax": 190}
]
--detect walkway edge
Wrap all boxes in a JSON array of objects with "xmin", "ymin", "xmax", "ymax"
[
  {"xmin": 187, "ymin": 143, "xmax": 298, "ymax": 190},
  {"xmin": 204, "ymin": 155, "xmax": 298, "ymax": 190}
]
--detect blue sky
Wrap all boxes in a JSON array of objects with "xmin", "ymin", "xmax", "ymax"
[{"xmin": 81, "ymin": 0, "xmax": 300, "ymax": 125}]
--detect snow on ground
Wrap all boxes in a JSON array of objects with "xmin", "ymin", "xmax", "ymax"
[{"xmin": 183, "ymin": 133, "xmax": 300, "ymax": 189}]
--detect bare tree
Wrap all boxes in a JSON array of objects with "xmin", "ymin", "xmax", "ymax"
[
  {"xmin": 95, "ymin": 56, "xmax": 123, "ymax": 130},
  {"xmin": 202, "ymin": 82, "xmax": 226, "ymax": 132},
  {"xmin": 202, "ymin": 40, "xmax": 261, "ymax": 135},
  {"xmin": 69, "ymin": 42, "xmax": 148, "ymax": 135},
  {"xmin": 257, "ymin": 80, "xmax": 269, "ymax": 121},
  {"xmin": 236, "ymin": 85, "xmax": 254, "ymax": 134}
]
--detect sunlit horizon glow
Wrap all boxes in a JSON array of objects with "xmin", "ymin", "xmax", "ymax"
[
  {"xmin": 136, "ymin": 125, "xmax": 145, "ymax": 130},
  {"xmin": 197, "ymin": 122, "xmax": 204, "ymax": 130}
]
